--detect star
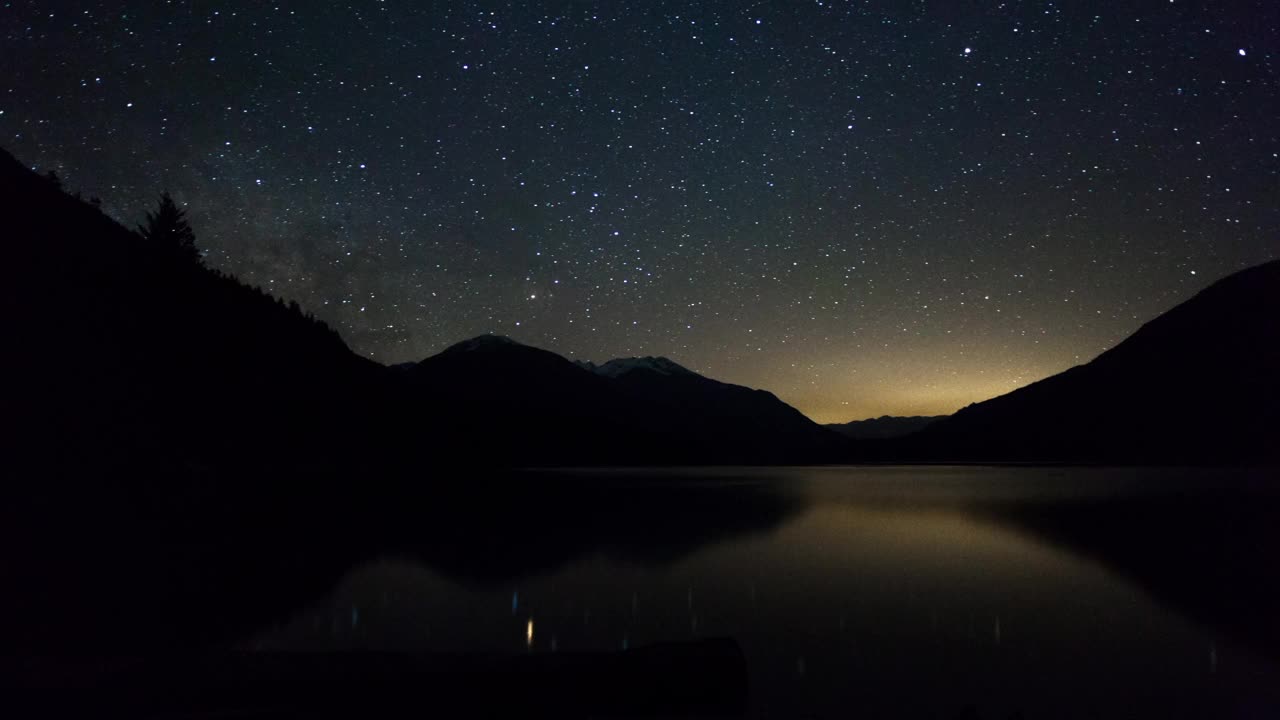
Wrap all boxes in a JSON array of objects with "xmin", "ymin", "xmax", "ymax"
[{"xmin": 6, "ymin": 1, "xmax": 1273, "ymax": 423}]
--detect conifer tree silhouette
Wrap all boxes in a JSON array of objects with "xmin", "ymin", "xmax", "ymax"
[{"xmin": 138, "ymin": 192, "xmax": 201, "ymax": 265}]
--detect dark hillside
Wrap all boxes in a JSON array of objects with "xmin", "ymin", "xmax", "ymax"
[
  {"xmin": 1, "ymin": 149, "xmax": 390, "ymax": 528},
  {"xmin": 903, "ymin": 259, "xmax": 1280, "ymax": 463}
]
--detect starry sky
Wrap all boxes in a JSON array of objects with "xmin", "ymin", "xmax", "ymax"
[{"xmin": 4, "ymin": 1, "xmax": 1277, "ymax": 423}]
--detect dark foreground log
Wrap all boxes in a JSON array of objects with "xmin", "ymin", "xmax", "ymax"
[{"xmin": 6, "ymin": 638, "xmax": 748, "ymax": 719}]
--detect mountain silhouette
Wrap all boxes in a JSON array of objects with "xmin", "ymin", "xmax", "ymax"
[
  {"xmin": 403, "ymin": 336, "xmax": 847, "ymax": 464},
  {"xmin": 575, "ymin": 356, "xmax": 699, "ymax": 378},
  {"xmin": 826, "ymin": 415, "xmax": 946, "ymax": 440},
  {"xmin": 401, "ymin": 334, "xmax": 631, "ymax": 465},
  {"xmin": 2, "ymin": 146, "xmax": 404, "ymax": 652},
  {"xmin": 901, "ymin": 259, "xmax": 1280, "ymax": 463},
  {"xmin": 6, "ymin": 143, "xmax": 1275, "ymax": 478},
  {"xmin": 584, "ymin": 353, "xmax": 842, "ymax": 460},
  {"xmin": 1, "ymin": 148, "xmax": 395, "ymax": 515},
  {"xmin": 1, "ymin": 145, "xmax": 843, "ymax": 491}
]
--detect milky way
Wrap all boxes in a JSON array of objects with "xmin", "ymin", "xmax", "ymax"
[{"xmin": 4, "ymin": 1, "xmax": 1276, "ymax": 421}]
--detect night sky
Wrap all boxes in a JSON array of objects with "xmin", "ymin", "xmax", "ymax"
[{"xmin": 4, "ymin": 1, "xmax": 1276, "ymax": 422}]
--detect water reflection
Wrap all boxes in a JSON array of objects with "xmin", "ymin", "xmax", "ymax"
[
  {"xmin": 10, "ymin": 466, "xmax": 1280, "ymax": 718},
  {"xmin": 368, "ymin": 471, "xmax": 810, "ymax": 592},
  {"xmin": 970, "ymin": 471, "xmax": 1280, "ymax": 662},
  {"xmin": 254, "ymin": 466, "xmax": 1280, "ymax": 718}
]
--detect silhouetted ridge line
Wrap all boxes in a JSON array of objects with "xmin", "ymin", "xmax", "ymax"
[
  {"xmin": 404, "ymin": 333, "xmax": 848, "ymax": 465},
  {"xmin": 9, "ymin": 144, "xmax": 1272, "ymax": 481},
  {"xmin": 576, "ymin": 356, "xmax": 700, "ymax": 379},
  {"xmin": 826, "ymin": 415, "xmax": 946, "ymax": 440},
  {"xmin": 3, "ymin": 145, "xmax": 390, "ymax": 496},
  {"xmin": 4, "ymin": 146, "xmax": 846, "ymax": 475},
  {"xmin": 898, "ymin": 258, "xmax": 1280, "ymax": 464}
]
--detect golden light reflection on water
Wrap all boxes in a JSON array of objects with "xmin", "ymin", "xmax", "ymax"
[
  {"xmin": 754, "ymin": 502, "xmax": 1094, "ymax": 586},
  {"xmin": 251, "ymin": 468, "xmax": 1280, "ymax": 718}
]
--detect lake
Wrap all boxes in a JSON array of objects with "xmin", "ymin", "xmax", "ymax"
[{"xmin": 249, "ymin": 466, "xmax": 1280, "ymax": 719}]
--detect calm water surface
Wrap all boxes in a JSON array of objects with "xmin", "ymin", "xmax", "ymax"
[{"xmin": 259, "ymin": 466, "xmax": 1280, "ymax": 719}]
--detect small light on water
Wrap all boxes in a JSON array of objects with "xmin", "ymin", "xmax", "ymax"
[{"xmin": 526, "ymin": 618, "xmax": 534, "ymax": 649}]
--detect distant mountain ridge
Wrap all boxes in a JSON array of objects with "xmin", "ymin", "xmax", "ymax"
[
  {"xmin": 5, "ymin": 144, "xmax": 1276, "ymax": 471},
  {"xmin": 1, "ymin": 141, "xmax": 847, "ymax": 471},
  {"xmin": 826, "ymin": 415, "xmax": 945, "ymax": 440},
  {"xmin": 9, "ymin": 144, "xmax": 1279, "ymax": 667},
  {"xmin": 901, "ymin": 259, "xmax": 1280, "ymax": 463},
  {"xmin": 405, "ymin": 335, "xmax": 846, "ymax": 465},
  {"xmin": 575, "ymin": 356, "xmax": 699, "ymax": 379}
]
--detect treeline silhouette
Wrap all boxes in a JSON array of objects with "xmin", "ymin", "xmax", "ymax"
[
  {"xmin": 7, "ymin": 144, "xmax": 1277, "ymax": 509},
  {"xmin": 7, "ymin": 142, "xmax": 1278, "ymax": 522},
  {"xmin": 2, "ymin": 143, "xmax": 845, "ymax": 537},
  {"xmin": 0, "ymin": 147, "xmax": 843, "ymax": 653},
  {"xmin": 4, "ymin": 147, "xmax": 1278, "ymax": 662},
  {"xmin": 1, "ymin": 149, "xmax": 438, "ymax": 655},
  {"xmin": 3, "ymin": 149, "xmax": 403, "ymax": 534}
]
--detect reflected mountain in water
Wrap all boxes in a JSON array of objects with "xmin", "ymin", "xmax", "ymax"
[
  {"xmin": 256, "ymin": 467, "xmax": 1280, "ymax": 719},
  {"xmin": 978, "ymin": 475, "xmax": 1280, "ymax": 662},
  {"xmin": 11, "ymin": 467, "xmax": 1280, "ymax": 718},
  {"xmin": 365, "ymin": 472, "xmax": 808, "ymax": 588},
  {"xmin": 2, "ymin": 472, "xmax": 805, "ymax": 654}
]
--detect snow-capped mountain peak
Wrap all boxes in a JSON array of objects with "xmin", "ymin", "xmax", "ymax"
[{"xmin": 579, "ymin": 356, "xmax": 698, "ymax": 378}]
